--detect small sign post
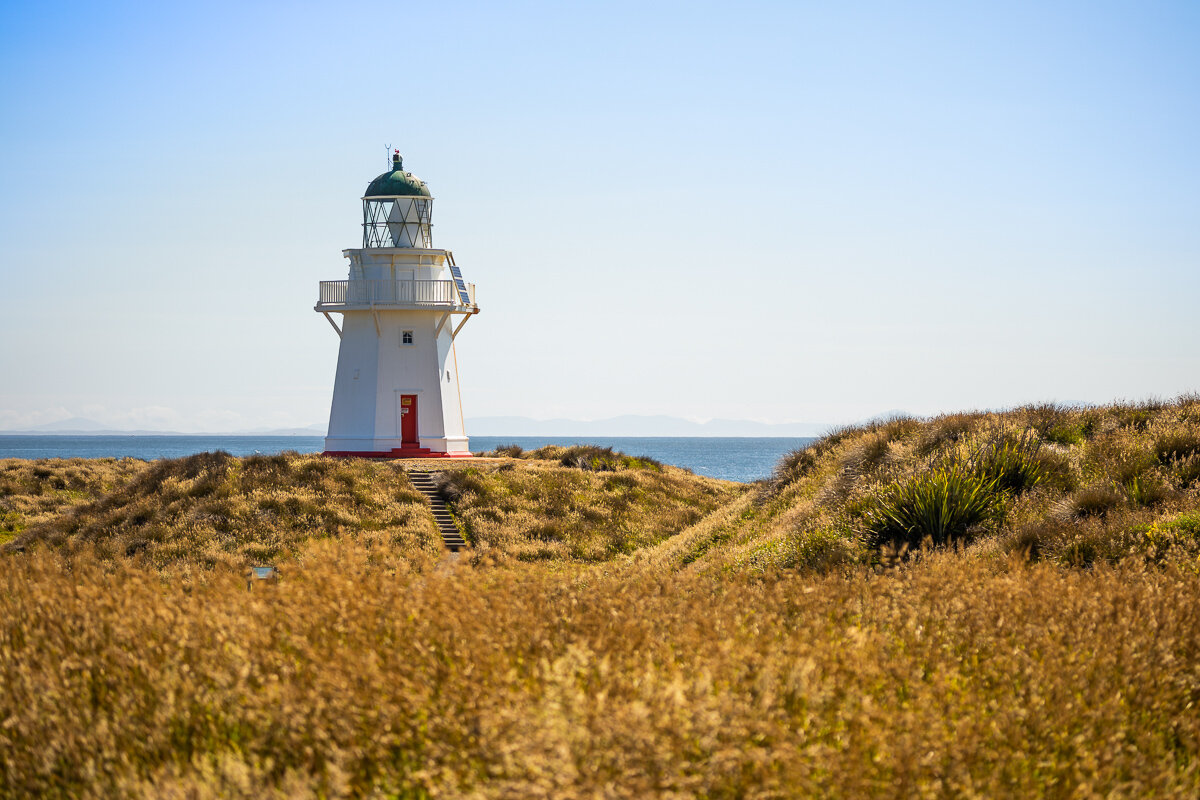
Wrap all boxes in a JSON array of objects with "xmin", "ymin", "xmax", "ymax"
[{"xmin": 247, "ymin": 565, "xmax": 280, "ymax": 590}]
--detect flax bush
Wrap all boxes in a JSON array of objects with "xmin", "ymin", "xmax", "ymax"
[
  {"xmin": 968, "ymin": 431, "xmax": 1044, "ymax": 494},
  {"xmin": 859, "ymin": 466, "xmax": 1002, "ymax": 550}
]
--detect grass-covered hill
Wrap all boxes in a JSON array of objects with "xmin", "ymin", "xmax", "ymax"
[
  {"xmin": 2, "ymin": 399, "xmax": 1200, "ymax": 798},
  {"xmin": 1, "ymin": 446, "xmax": 741, "ymax": 570},
  {"xmin": 645, "ymin": 395, "xmax": 1200, "ymax": 574}
]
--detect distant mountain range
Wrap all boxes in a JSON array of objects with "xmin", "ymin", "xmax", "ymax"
[
  {"xmin": 1, "ymin": 414, "xmax": 837, "ymax": 438},
  {"xmin": 0, "ymin": 418, "xmax": 327, "ymax": 436},
  {"xmin": 466, "ymin": 415, "xmax": 832, "ymax": 437}
]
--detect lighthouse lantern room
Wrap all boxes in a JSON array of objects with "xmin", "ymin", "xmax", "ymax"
[{"xmin": 316, "ymin": 152, "xmax": 478, "ymax": 457}]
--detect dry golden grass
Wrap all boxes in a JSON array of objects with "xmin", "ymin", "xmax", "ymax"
[
  {"xmin": 4, "ymin": 401, "xmax": 1200, "ymax": 796},
  {"xmin": 4, "ymin": 452, "xmax": 442, "ymax": 570},
  {"xmin": 433, "ymin": 459, "xmax": 743, "ymax": 563},
  {"xmin": 2, "ymin": 546, "xmax": 1199, "ymax": 797},
  {"xmin": 666, "ymin": 396, "xmax": 1200, "ymax": 574},
  {"xmin": 0, "ymin": 457, "xmax": 146, "ymax": 545}
]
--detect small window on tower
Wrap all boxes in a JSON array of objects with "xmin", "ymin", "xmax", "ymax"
[{"xmin": 401, "ymin": 330, "xmax": 414, "ymax": 346}]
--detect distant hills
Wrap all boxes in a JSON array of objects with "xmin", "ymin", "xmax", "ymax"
[
  {"xmin": 2, "ymin": 419, "xmax": 327, "ymax": 436},
  {"xmin": 2, "ymin": 414, "xmax": 835, "ymax": 438},
  {"xmin": 465, "ymin": 415, "xmax": 831, "ymax": 438}
]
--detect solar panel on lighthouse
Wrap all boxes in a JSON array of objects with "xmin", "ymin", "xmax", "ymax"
[{"xmin": 447, "ymin": 255, "xmax": 471, "ymax": 305}]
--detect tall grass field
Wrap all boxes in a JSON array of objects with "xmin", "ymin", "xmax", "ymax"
[{"xmin": 3, "ymin": 399, "xmax": 1200, "ymax": 797}]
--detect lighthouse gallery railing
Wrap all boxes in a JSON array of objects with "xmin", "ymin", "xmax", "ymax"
[{"xmin": 317, "ymin": 279, "xmax": 475, "ymax": 308}]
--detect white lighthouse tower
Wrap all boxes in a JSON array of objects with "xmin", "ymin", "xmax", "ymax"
[{"xmin": 316, "ymin": 152, "xmax": 478, "ymax": 458}]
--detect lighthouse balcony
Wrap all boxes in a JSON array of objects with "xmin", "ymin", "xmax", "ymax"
[{"xmin": 315, "ymin": 279, "xmax": 476, "ymax": 311}]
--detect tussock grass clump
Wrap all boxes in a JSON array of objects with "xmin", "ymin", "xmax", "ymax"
[
  {"xmin": 771, "ymin": 439, "xmax": 829, "ymax": 487},
  {"xmin": 1156, "ymin": 425, "xmax": 1200, "ymax": 463},
  {"xmin": 483, "ymin": 443, "xmax": 525, "ymax": 457},
  {"xmin": 482, "ymin": 443, "xmax": 665, "ymax": 472},
  {"xmin": 558, "ymin": 444, "xmax": 663, "ymax": 472},
  {"xmin": 1175, "ymin": 454, "xmax": 1200, "ymax": 488},
  {"xmin": 914, "ymin": 411, "xmax": 981, "ymax": 456},
  {"xmin": 1020, "ymin": 402, "xmax": 1091, "ymax": 445},
  {"xmin": 1069, "ymin": 483, "xmax": 1128, "ymax": 518}
]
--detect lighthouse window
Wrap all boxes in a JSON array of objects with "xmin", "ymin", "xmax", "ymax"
[{"xmin": 401, "ymin": 330, "xmax": 414, "ymax": 346}]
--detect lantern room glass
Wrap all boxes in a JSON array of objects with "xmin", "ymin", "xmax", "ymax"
[{"xmin": 362, "ymin": 197, "xmax": 433, "ymax": 248}]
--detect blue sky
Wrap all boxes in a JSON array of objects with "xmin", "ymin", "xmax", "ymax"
[{"xmin": 1, "ymin": 1, "xmax": 1198, "ymax": 431}]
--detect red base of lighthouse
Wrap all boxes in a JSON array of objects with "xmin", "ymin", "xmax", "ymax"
[{"xmin": 323, "ymin": 448, "xmax": 474, "ymax": 460}]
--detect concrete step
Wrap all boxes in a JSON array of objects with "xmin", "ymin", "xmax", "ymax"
[{"xmin": 406, "ymin": 469, "xmax": 468, "ymax": 551}]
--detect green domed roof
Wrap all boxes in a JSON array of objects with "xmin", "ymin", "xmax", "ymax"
[{"xmin": 364, "ymin": 158, "xmax": 431, "ymax": 198}]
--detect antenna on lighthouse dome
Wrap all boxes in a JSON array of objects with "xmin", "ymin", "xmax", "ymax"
[{"xmin": 383, "ymin": 143, "xmax": 393, "ymax": 169}]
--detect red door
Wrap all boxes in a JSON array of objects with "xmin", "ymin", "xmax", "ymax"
[{"xmin": 400, "ymin": 395, "xmax": 418, "ymax": 445}]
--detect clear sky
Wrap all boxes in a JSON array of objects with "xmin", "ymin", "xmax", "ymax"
[{"xmin": 2, "ymin": 1, "xmax": 1198, "ymax": 431}]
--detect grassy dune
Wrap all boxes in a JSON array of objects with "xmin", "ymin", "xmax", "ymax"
[
  {"xmin": 2, "ymin": 448, "xmax": 740, "ymax": 571},
  {"xmin": 2, "ymin": 400, "xmax": 1200, "ymax": 797},
  {"xmin": 4, "ymin": 452, "xmax": 442, "ymax": 570},
  {"xmin": 434, "ymin": 445, "xmax": 741, "ymax": 562},
  {"xmin": 645, "ymin": 396, "xmax": 1200, "ymax": 575}
]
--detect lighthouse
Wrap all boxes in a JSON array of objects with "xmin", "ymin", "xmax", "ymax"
[{"xmin": 316, "ymin": 152, "xmax": 478, "ymax": 457}]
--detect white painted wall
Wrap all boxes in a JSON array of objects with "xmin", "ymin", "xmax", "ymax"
[{"xmin": 322, "ymin": 246, "xmax": 471, "ymax": 454}]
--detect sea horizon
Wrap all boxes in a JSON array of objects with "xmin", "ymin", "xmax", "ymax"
[{"xmin": 0, "ymin": 434, "xmax": 816, "ymax": 483}]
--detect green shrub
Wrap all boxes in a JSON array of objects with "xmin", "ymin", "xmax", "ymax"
[
  {"xmin": 860, "ymin": 466, "xmax": 1002, "ymax": 550},
  {"xmin": 1, "ymin": 510, "xmax": 23, "ymax": 534},
  {"xmin": 1043, "ymin": 423, "xmax": 1087, "ymax": 446},
  {"xmin": 1132, "ymin": 513, "xmax": 1200, "ymax": 563}
]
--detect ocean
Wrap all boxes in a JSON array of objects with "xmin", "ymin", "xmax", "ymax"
[{"xmin": 0, "ymin": 435, "xmax": 816, "ymax": 483}]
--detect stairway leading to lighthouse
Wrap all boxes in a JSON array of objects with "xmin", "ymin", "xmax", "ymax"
[{"xmin": 407, "ymin": 470, "xmax": 468, "ymax": 551}]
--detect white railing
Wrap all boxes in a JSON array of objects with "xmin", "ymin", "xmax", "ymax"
[{"xmin": 317, "ymin": 280, "xmax": 475, "ymax": 308}]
